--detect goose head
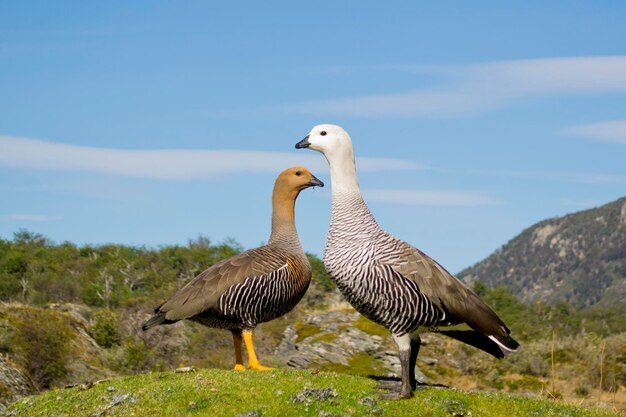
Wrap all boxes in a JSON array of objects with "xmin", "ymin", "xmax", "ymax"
[
  {"xmin": 295, "ymin": 124, "xmax": 355, "ymax": 162},
  {"xmin": 275, "ymin": 166, "xmax": 324, "ymax": 196}
]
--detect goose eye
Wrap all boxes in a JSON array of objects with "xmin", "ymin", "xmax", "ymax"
[
  {"xmin": 320, "ymin": 131, "xmax": 327, "ymax": 136},
  {"xmin": 295, "ymin": 171, "xmax": 302, "ymax": 176}
]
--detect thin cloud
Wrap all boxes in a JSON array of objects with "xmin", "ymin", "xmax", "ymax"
[
  {"xmin": 284, "ymin": 56, "xmax": 626, "ymax": 117},
  {"xmin": 572, "ymin": 173, "xmax": 626, "ymax": 184},
  {"xmin": 562, "ymin": 119, "xmax": 626, "ymax": 144},
  {"xmin": 435, "ymin": 167, "xmax": 626, "ymax": 185},
  {"xmin": 0, "ymin": 136, "xmax": 421, "ymax": 180},
  {"xmin": 363, "ymin": 189, "xmax": 500, "ymax": 206},
  {"xmin": 1, "ymin": 214, "xmax": 62, "ymax": 222}
]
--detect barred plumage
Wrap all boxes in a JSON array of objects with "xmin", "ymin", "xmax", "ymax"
[
  {"xmin": 325, "ymin": 194, "xmax": 445, "ymax": 335},
  {"xmin": 141, "ymin": 167, "xmax": 323, "ymax": 371},
  {"xmin": 297, "ymin": 124, "xmax": 519, "ymax": 399},
  {"xmin": 225, "ymin": 260, "xmax": 309, "ymax": 325}
]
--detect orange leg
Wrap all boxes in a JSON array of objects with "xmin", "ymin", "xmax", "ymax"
[
  {"xmin": 242, "ymin": 329, "xmax": 273, "ymax": 370},
  {"xmin": 232, "ymin": 330, "xmax": 245, "ymax": 371}
]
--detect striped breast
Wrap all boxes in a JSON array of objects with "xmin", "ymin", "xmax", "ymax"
[
  {"xmin": 205, "ymin": 255, "xmax": 311, "ymax": 329},
  {"xmin": 325, "ymin": 195, "xmax": 446, "ymax": 336}
]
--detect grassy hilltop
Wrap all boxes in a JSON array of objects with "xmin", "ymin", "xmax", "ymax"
[{"xmin": 4, "ymin": 369, "xmax": 622, "ymax": 417}]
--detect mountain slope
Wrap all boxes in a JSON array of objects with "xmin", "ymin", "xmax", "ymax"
[{"xmin": 459, "ymin": 196, "xmax": 626, "ymax": 307}]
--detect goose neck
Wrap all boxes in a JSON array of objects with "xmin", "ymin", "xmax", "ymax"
[
  {"xmin": 327, "ymin": 153, "xmax": 360, "ymax": 196},
  {"xmin": 268, "ymin": 189, "xmax": 301, "ymax": 249}
]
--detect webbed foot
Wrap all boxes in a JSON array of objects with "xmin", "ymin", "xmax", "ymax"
[{"xmin": 248, "ymin": 363, "xmax": 273, "ymax": 371}]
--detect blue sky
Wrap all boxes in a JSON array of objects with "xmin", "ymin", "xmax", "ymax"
[{"xmin": 1, "ymin": 2, "xmax": 625, "ymax": 273}]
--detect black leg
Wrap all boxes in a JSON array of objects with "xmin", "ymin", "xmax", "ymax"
[
  {"xmin": 379, "ymin": 334, "xmax": 414, "ymax": 400},
  {"xmin": 398, "ymin": 348, "xmax": 413, "ymax": 398},
  {"xmin": 231, "ymin": 329, "xmax": 245, "ymax": 371},
  {"xmin": 409, "ymin": 336, "xmax": 421, "ymax": 390},
  {"xmin": 379, "ymin": 349, "xmax": 413, "ymax": 400},
  {"xmin": 376, "ymin": 335, "xmax": 422, "ymax": 393}
]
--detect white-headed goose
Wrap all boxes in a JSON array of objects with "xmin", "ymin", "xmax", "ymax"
[{"xmin": 296, "ymin": 125, "xmax": 518, "ymax": 399}]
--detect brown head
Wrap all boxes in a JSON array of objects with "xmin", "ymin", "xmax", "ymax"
[
  {"xmin": 273, "ymin": 166, "xmax": 324, "ymax": 200},
  {"xmin": 269, "ymin": 167, "xmax": 323, "ymax": 245}
]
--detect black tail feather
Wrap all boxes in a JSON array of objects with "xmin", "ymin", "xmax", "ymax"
[
  {"xmin": 438, "ymin": 330, "xmax": 505, "ymax": 359},
  {"xmin": 141, "ymin": 312, "xmax": 168, "ymax": 331}
]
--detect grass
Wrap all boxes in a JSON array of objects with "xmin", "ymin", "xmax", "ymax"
[
  {"xmin": 309, "ymin": 332, "xmax": 338, "ymax": 344},
  {"xmin": 294, "ymin": 323, "xmax": 322, "ymax": 343},
  {"xmin": 318, "ymin": 352, "xmax": 388, "ymax": 378},
  {"xmin": 4, "ymin": 369, "xmax": 622, "ymax": 417},
  {"xmin": 352, "ymin": 316, "xmax": 389, "ymax": 337}
]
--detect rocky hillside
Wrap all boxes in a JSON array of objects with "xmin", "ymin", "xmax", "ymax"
[
  {"xmin": 459, "ymin": 196, "xmax": 626, "ymax": 307},
  {"xmin": 0, "ymin": 355, "xmax": 36, "ymax": 412}
]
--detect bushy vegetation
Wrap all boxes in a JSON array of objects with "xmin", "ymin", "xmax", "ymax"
[
  {"xmin": 0, "ymin": 231, "xmax": 334, "ymax": 388},
  {"xmin": 2, "ymin": 306, "xmax": 72, "ymax": 389},
  {"xmin": 90, "ymin": 309, "xmax": 121, "ymax": 348},
  {"xmin": 0, "ymin": 230, "xmax": 245, "ymax": 308},
  {"xmin": 466, "ymin": 281, "xmax": 626, "ymax": 396},
  {"xmin": 473, "ymin": 281, "xmax": 626, "ymax": 340}
]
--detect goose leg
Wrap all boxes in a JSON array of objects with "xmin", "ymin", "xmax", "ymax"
[
  {"xmin": 232, "ymin": 330, "xmax": 245, "ymax": 371},
  {"xmin": 376, "ymin": 335, "xmax": 421, "ymax": 393},
  {"xmin": 379, "ymin": 334, "xmax": 413, "ymax": 400},
  {"xmin": 409, "ymin": 336, "xmax": 421, "ymax": 390},
  {"xmin": 242, "ymin": 329, "xmax": 273, "ymax": 371}
]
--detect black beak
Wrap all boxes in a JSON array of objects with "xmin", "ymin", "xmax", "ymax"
[
  {"xmin": 309, "ymin": 174, "xmax": 324, "ymax": 188},
  {"xmin": 295, "ymin": 135, "xmax": 310, "ymax": 149}
]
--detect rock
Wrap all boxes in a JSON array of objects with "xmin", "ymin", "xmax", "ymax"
[
  {"xmin": 0, "ymin": 354, "xmax": 37, "ymax": 408},
  {"xmin": 286, "ymin": 356, "xmax": 311, "ymax": 368},
  {"xmin": 274, "ymin": 325, "xmax": 298, "ymax": 358},
  {"xmin": 276, "ymin": 308, "xmax": 428, "ymax": 384},
  {"xmin": 419, "ymin": 356, "xmax": 438, "ymax": 366},
  {"xmin": 373, "ymin": 350, "xmax": 400, "ymax": 372},
  {"xmin": 292, "ymin": 388, "xmax": 338, "ymax": 404}
]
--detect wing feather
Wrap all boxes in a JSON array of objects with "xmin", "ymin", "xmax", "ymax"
[
  {"xmin": 157, "ymin": 245, "xmax": 287, "ymax": 321},
  {"xmin": 380, "ymin": 237, "xmax": 513, "ymax": 342}
]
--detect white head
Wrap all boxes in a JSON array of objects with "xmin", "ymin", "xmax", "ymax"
[
  {"xmin": 295, "ymin": 124, "xmax": 360, "ymax": 193},
  {"xmin": 295, "ymin": 124, "xmax": 355, "ymax": 163}
]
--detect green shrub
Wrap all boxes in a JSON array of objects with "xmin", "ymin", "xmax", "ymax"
[
  {"xmin": 505, "ymin": 375, "xmax": 544, "ymax": 391},
  {"xmin": 90, "ymin": 309, "xmax": 121, "ymax": 348},
  {"xmin": 8, "ymin": 308, "xmax": 71, "ymax": 389},
  {"xmin": 307, "ymin": 254, "xmax": 335, "ymax": 292},
  {"xmin": 116, "ymin": 340, "xmax": 151, "ymax": 373},
  {"xmin": 481, "ymin": 369, "xmax": 504, "ymax": 389},
  {"xmin": 574, "ymin": 384, "xmax": 590, "ymax": 397}
]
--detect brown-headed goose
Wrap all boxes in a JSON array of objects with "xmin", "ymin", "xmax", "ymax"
[{"xmin": 142, "ymin": 166, "xmax": 323, "ymax": 371}]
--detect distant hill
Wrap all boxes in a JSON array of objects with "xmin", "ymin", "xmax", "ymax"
[{"xmin": 459, "ymin": 196, "xmax": 626, "ymax": 308}]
